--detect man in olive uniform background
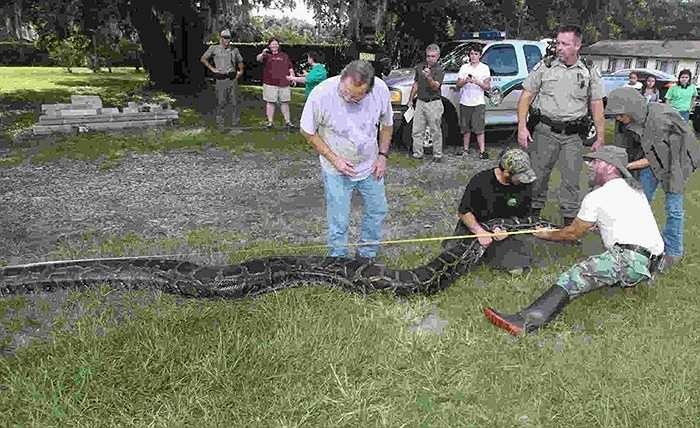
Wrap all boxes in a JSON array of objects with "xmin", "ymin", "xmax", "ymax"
[
  {"xmin": 516, "ymin": 25, "xmax": 606, "ymax": 225},
  {"xmin": 200, "ymin": 29, "xmax": 245, "ymax": 128},
  {"xmin": 409, "ymin": 44, "xmax": 444, "ymax": 162}
]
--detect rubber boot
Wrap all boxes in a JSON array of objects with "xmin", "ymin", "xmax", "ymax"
[{"xmin": 483, "ymin": 285, "xmax": 570, "ymax": 336}]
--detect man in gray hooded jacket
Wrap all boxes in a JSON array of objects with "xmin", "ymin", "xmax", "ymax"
[{"xmin": 606, "ymin": 87, "xmax": 700, "ymax": 269}]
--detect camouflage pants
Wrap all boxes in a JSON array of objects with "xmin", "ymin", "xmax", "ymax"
[{"xmin": 556, "ymin": 246, "xmax": 653, "ymax": 299}]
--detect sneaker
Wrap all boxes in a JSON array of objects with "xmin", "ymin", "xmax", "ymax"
[
  {"xmin": 265, "ymin": 122, "xmax": 273, "ymax": 129},
  {"xmin": 412, "ymin": 153, "xmax": 424, "ymax": 160},
  {"xmin": 479, "ymin": 151, "xmax": 489, "ymax": 160},
  {"xmin": 285, "ymin": 122, "xmax": 298, "ymax": 129}
]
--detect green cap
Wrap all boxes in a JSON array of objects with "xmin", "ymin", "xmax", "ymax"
[{"xmin": 500, "ymin": 148, "xmax": 537, "ymax": 184}]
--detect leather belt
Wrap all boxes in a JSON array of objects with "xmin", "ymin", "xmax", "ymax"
[
  {"xmin": 615, "ymin": 243, "xmax": 655, "ymax": 260},
  {"xmin": 614, "ymin": 243, "xmax": 664, "ymax": 274},
  {"xmin": 418, "ymin": 98, "xmax": 441, "ymax": 102}
]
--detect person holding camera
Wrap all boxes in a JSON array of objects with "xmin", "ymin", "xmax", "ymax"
[
  {"xmin": 200, "ymin": 29, "xmax": 245, "ymax": 128},
  {"xmin": 256, "ymin": 37, "xmax": 296, "ymax": 129},
  {"xmin": 409, "ymin": 44, "xmax": 444, "ymax": 162},
  {"xmin": 456, "ymin": 44, "xmax": 491, "ymax": 159}
]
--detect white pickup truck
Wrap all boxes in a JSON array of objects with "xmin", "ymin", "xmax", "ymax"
[{"xmin": 385, "ymin": 36, "xmax": 548, "ymax": 150}]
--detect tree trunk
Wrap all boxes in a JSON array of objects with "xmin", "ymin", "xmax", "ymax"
[
  {"xmin": 129, "ymin": 0, "xmax": 205, "ymax": 92},
  {"xmin": 130, "ymin": 0, "xmax": 176, "ymax": 88}
]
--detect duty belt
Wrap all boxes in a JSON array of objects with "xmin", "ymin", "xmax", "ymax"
[
  {"xmin": 213, "ymin": 72, "xmax": 235, "ymax": 80},
  {"xmin": 540, "ymin": 115, "xmax": 583, "ymax": 135},
  {"xmin": 418, "ymin": 97, "xmax": 441, "ymax": 102}
]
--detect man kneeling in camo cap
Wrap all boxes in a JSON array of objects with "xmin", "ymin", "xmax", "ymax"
[
  {"xmin": 446, "ymin": 148, "xmax": 537, "ymax": 271},
  {"xmin": 484, "ymin": 145, "xmax": 665, "ymax": 336}
]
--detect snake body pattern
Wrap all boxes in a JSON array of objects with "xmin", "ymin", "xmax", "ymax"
[{"xmin": 0, "ymin": 217, "xmax": 555, "ymax": 300}]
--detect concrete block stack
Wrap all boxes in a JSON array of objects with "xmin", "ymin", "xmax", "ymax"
[{"xmin": 33, "ymin": 95, "xmax": 179, "ymax": 135}]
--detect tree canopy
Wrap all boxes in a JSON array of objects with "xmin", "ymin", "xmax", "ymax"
[{"xmin": 2, "ymin": 0, "xmax": 700, "ymax": 89}]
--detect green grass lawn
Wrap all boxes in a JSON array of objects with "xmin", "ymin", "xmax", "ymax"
[
  {"xmin": 1, "ymin": 68, "xmax": 699, "ymax": 426},
  {"xmin": 0, "ymin": 66, "xmax": 147, "ymax": 107},
  {"xmin": 0, "ymin": 66, "xmax": 313, "ymax": 167}
]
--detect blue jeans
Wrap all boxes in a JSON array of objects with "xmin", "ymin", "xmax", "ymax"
[
  {"xmin": 679, "ymin": 111, "xmax": 690, "ymax": 122},
  {"xmin": 322, "ymin": 170, "xmax": 388, "ymax": 258},
  {"xmin": 639, "ymin": 167, "xmax": 684, "ymax": 256}
]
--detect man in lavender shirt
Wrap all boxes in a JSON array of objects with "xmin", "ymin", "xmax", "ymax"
[{"xmin": 300, "ymin": 60, "xmax": 394, "ymax": 260}]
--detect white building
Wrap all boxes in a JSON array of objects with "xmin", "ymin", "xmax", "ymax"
[{"xmin": 582, "ymin": 40, "xmax": 700, "ymax": 82}]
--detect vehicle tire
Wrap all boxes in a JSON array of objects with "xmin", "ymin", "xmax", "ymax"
[{"xmin": 400, "ymin": 97, "xmax": 459, "ymax": 153}]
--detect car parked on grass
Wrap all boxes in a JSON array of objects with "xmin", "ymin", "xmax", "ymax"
[{"xmin": 385, "ymin": 33, "xmax": 547, "ymax": 151}]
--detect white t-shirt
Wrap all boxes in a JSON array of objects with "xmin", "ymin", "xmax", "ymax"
[
  {"xmin": 577, "ymin": 178, "xmax": 664, "ymax": 255},
  {"xmin": 457, "ymin": 62, "xmax": 491, "ymax": 106},
  {"xmin": 300, "ymin": 76, "xmax": 393, "ymax": 181}
]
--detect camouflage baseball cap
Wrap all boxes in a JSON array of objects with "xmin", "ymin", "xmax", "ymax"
[{"xmin": 500, "ymin": 148, "xmax": 537, "ymax": 184}]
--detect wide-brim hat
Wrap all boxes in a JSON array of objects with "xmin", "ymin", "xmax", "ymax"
[{"xmin": 582, "ymin": 145, "xmax": 634, "ymax": 180}]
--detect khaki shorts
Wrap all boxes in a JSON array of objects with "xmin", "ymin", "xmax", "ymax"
[
  {"xmin": 459, "ymin": 104, "xmax": 486, "ymax": 134},
  {"xmin": 262, "ymin": 84, "xmax": 291, "ymax": 103}
]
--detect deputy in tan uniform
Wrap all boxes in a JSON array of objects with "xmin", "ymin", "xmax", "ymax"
[
  {"xmin": 201, "ymin": 29, "xmax": 245, "ymax": 128},
  {"xmin": 516, "ymin": 25, "xmax": 605, "ymax": 225}
]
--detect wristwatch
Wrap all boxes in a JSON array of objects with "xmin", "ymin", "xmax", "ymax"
[{"xmin": 378, "ymin": 151, "xmax": 389, "ymax": 159}]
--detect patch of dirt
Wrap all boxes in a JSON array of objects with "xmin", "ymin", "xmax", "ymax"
[{"xmin": 0, "ymin": 142, "xmax": 502, "ymax": 353}]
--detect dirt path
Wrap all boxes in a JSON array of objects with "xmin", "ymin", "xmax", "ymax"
[{"xmin": 1, "ymin": 146, "xmax": 495, "ymax": 264}]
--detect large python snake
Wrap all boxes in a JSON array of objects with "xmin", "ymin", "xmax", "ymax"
[{"xmin": 0, "ymin": 217, "xmax": 555, "ymax": 299}]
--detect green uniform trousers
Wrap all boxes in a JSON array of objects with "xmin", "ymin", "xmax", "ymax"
[
  {"xmin": 529, "ymin": 122, "xmax": 583, "ymax": 218},
  {"xmin": 215, "ymin": 78, "xmax": 241, "ymax": 127}
]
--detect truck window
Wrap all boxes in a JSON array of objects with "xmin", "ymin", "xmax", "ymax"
[
  {"xmin": 482, "ymin": 44, "xmax": 517, "ymax": 76},
  {"xmin": 524, "ymin": 45, "xmax": 542, "ymax": 71}
]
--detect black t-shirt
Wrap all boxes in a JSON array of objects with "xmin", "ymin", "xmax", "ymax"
[{"xmin": 458, "ymin": 169, "xmax": 532, "ymax": 221}]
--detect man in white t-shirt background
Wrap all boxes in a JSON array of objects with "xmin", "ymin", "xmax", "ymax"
[
  {"xmin": 455, "ymin": 44, "xmax": 491, "ymax": 159},
  {"xmin": 484, "ymin": 145, "xmax": 664, "ymax": 336}
]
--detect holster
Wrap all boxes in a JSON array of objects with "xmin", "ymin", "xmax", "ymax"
[
  {"xmin": 526, "ymin": 107, "xmax": 541, "ymax": 135},
  {"xmin": 577, "ymin": 116, "xmax": 594, "ymax": 146}
]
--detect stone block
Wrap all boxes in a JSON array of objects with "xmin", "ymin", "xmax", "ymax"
[
  {"xmin": 99, "ymin": 108, "xmax": 120, "ymax": 115},
  {"xmin": 59, "ymin": 109, "xmax": 99, "ymax": 117},
  {"xmin": 70, "ymin": 95, "xmax": 103, "ymax": 108}
]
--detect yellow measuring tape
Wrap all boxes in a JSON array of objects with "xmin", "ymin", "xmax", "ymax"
[
  {"xmin": 6, "ymin": 228, "xmax": 560, "ymax": 267},
  {"xmin": 232, "ymin": 227, "xmax": 560, "ymax": 254}
]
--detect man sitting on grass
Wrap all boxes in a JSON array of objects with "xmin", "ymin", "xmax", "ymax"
[{"xmin": 484, "ymin": 146, "xmax": 664, "ymax": 336}]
